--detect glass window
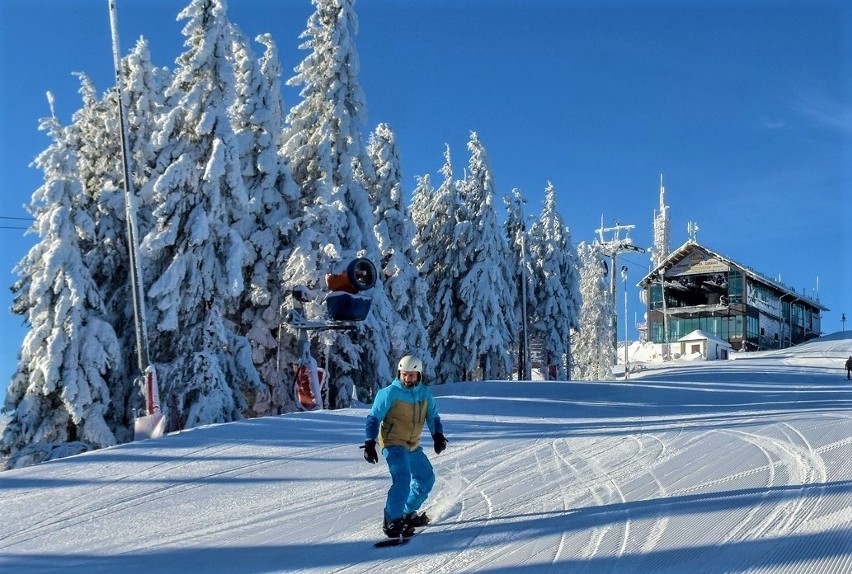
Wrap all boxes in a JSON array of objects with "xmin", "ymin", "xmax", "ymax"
[
  {"xmin": 701, "ymin": 316, "xmax": 723, "ymax": 340},
  {"xmin": 734, "ymin": 315, "xmax": 743, "ymax": 337},
  {"xmin": 747, "ymin": 308, "xmax": 760, "ymax": 342},
  {"xmin": 728, "ymin": 270, "xmax": 743, "ymax": 303},
  {"xmin": 650, "ymin": 285, "xmax": 662, "ymax": 310},
  {"xmin": 792, "ymin": 304, "xmax": 803, "ymax": 326},
  {"xmin": 650, "ymin": 321, "xmax": 663, "ymax": 342}
]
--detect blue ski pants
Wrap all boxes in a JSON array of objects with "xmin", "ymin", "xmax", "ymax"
[{"xmin": 383, "ymin": 445, "xmax": 435, "ymax": 522}]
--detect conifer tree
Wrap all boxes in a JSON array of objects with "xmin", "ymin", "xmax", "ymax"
[
  {"xmin": 410, "ymin": 174, "xmax": 433, "ymax": 238},
  {"xmin": 66, "ymin": 72, "xmax": 139, "ymax": 439},
  {"xmin": 456, "ymin": 132, "xmax": 514, "ymax": 380},
  {"xmin": 411, "ymin": 146, "xmax": 464, "ymax": 384},
  {"xmin": 110, "ymin": 38, "xmax": 172, "ymax": 429},
  {"xmin": 70, "ymin": 73, "xmax": 119, "ymax": 205},
  {"xmin": 140, "ymin": 0, "xmax": 261, "ymax": 429},
  {"xmin": 69, "ymin": 42, "xmax": 168, "ymax": 438},
  {"xmin": 561, "ymin": 222, "xmax": 582, "ymax": 379},
  {"xmin": 362, "ymin": 123, "xmax": 433, "ymax": 377},
  {"xmin": 528, "ymin": 182, "xmax": 578, "ymax": 380},
  {"xmin": 123, "ymin": 37, "xmax": 170, "ymax": 202},
  {"xmin": 229, "ymin": 30, "xmax": 298, "ymax": 414},
  {"xmin": 503, "ymin": 188, "xmax": 535, "ymax": 380},
  {"xmin": 2, "ymin": 95, "xmax": 121, "ymax": 469},
  {"xmin": 574, "ymin": 241, "xmax": 615, "ymax": 380},
  {"xmin": 283, "ymin": 0, "xmax": 392, "ymax": 404}
]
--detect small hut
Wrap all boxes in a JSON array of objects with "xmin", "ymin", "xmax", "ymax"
[{"xmin": 678, "ymin": 329, "xmax": 733, "ymax": 360}]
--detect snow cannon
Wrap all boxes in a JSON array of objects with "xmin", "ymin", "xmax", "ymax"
[{"xmin": 325, "ymin": 258, "xmax": 377, "ymax": 321}]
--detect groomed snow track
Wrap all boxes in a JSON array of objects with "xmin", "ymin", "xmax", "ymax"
[{"xmin": 2, "ymin": 338, "xmax": 851, "ymax": 573}]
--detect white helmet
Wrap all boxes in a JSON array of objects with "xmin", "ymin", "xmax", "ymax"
[{"xmin": 398, "ymin": 355, "xmax": 423, "ymax": 375}]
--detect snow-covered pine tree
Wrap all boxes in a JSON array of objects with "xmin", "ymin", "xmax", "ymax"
[
  {"xmin": 411, "ymin": 146, "xmax": 464, "ymax": 384},
  {"xmin": 69, "ymin": 73, "xmax": 119, "ymax": 206},
  {"xmin": 503, "ymin": 188, "xmax": 536, "ymax": 380},
  {"xmin": 65, "ymin": 72, "xmax": 139, "ymax": 441},
  {"xmin": 528, "ymin": 182, "xmax": 577, "ymax": 380},
  {"xmin": 408, "ymin": 172, "xmax": 441, "ymax": 379},
  {"xmin": 229, "ymin": 30, "xmax": 299, "ymax": 415},
  {"xmin": 574, "ymin": 241, "xmax": 615, "ymax": 380},
  {"xmin": 456, "ymin": 132, "xmax": 514, "ymax": 380},
  {"xmin": 561, "ymin": 222, "xmax": 582, "ymax": 379},
  {"xmin": 68, "ymin": 40, "xmax": 168, "ymax": 441},
  {"xmin": 107, "ymin": 37, "xmax": 171, "ymax": 434},
  {"xmin": 1, "ymin": 94, "xmax": 121, "ymax": 469},
  {"xmin": 123, "ymin": 37, "xmax": 171, "ymax": 200},
  {"xmin": 362, "ymin": 123, "xmax": 433, "ymax": 377},
  {"xmin": 410, "ymin": 173, "xmax": 433, "ymax": 238},
  {"xmin": 282, "ymin": 0, "xmax": 392, "ymax": 405},
  {"xmin": 140, "ymin": 0, "xmax": 262, "ymax": 430}
]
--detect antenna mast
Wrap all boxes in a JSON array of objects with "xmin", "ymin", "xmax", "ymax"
[{"xmin": 652, "ymin": 174, "xmax": 671, "ymax": 266}]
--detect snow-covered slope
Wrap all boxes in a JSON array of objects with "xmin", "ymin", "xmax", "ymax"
[{"xmin": 2, "ymin": 336, "xmax": 851, "ymax": 573}]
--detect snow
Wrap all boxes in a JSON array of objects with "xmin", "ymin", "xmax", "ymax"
[{"xmin": 2, "ymin": 334, "xmax": 851, "ymax": 573}]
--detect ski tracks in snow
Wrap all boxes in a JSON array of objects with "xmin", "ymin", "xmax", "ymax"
[
  {"xmin": 388, "ymin": 409, "xmax": 847, "ymax": 574},
  {"xmin": 549, "ymin": 431, "xmax": 670, "ymax": 573},
  {"xmin": 0, "ymin": 440, "xmax": 260, "ymax": 549},
  {"xmin": 4, "ymin": 363, "xmax": 851, "ymax": 574}
]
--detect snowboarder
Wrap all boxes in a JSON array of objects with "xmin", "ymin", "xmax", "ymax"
[
  {"xmin": 846, "ymin": 356, "xmax": 852, "ymax": 380},
  {"xmin": 362, "ymin": 355, "xmax": 447, "ymax": 538}
]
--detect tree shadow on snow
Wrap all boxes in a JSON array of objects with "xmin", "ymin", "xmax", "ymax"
[
  {"xmin": 434, "ymin": 379, "xmax": 852, "ymax": 427},
  {"xmin": 3, "ymin": 480, "xmax": 849, "ymax": 574},
  {"xmin": 0, "ymin": 539, "xmax": 385, "ymax": 574}
]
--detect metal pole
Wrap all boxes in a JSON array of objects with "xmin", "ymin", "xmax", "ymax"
[
  {"xmin": 596, "ymin": 220, "xmax": 644, "ymax": 367},
  {"xmin": 661, "ymin": 270, "xmax": 669, "ymax": 360},
  {"xmin": 108, "ymin": 0, "xmax": 150, "ymax": 371},
  {"xmin": 622, "ymin": 266, "xmax": 629, "ymax": 379},
  {"xmin": 520, "ymin": 231, "xmax": 530, "ymax": 380},
  {"xmin": 610, "ymin": 252, "xmax": 618, "ymax": 364}
]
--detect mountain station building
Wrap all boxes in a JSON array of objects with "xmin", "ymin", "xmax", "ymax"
[{"xmin": 638, "ymin": 241, "xmax": 827, "ymax": 351}]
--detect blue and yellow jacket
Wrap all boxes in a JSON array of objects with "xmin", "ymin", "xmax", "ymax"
[{"xmin": 365, "ymin": 379, "xmax": 443, "ymax": 451}]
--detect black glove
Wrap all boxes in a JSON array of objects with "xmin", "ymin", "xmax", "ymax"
[
  {"xmin": 433, "ymin": 432, "xmax": 447, "ymax": 455},
  {"xmin": 361, "ymin": 439, "xmax": 378, "ymax": 464}
]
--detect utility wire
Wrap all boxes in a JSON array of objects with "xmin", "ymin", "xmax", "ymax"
[
  {"xmin": 620, "ymin": 254, "xmax": 652, "ymax": 273},
  {"xmin": 0, "ymin": 216, "xmax": 34, "ymax": 230}
]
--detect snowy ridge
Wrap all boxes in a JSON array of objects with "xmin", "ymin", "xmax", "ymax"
[{"xmin": 1, "ymin": 335, "xmax": 851, "ymax": 573}]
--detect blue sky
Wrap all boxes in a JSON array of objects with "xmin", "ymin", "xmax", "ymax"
[{"xmin": 1, "ymin": 0, "xmax": 850, "ymax": 399}]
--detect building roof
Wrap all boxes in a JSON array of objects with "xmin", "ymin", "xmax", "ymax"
[
  {"xmin": 678, "ymin": 329, "xmax": 732, "ymax": 346},
  {"xmin": 637, "ymin": 240, "xmax": 829, "ymax": 312}
]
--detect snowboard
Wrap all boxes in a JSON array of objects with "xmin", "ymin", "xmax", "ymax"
[
  {"xmin": 372, "ymin": 514, "xmax": 430, "ymax": 547},
  {"xmin": 374, "ymin": 531, "xmax": 417, "ymax": 548}
]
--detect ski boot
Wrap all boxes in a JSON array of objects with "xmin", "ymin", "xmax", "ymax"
[
  {"xmin": 403, "ymin": 511, "xmax": 430, "ymax": 528},
  {"xmin": 383, "ymin": 515, "xmax": 415, "ymax": 539}
]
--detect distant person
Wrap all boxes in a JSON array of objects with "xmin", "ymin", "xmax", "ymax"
[
  {"xmin": 846, "ymin": 356, "xmax": 852, "ymax": 380},
  {"xmin": 361, "ymin": 355, "xmax": 447, "ymax": 539}
]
